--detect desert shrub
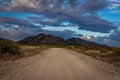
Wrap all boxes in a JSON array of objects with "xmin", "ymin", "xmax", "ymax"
[
  {"xmin": 111, "ymin": 47, "xmax": 120, "ymax": 55},
  {"xmin": 0, "ymin": 40, "xmax": 20, "ymax": 57}
]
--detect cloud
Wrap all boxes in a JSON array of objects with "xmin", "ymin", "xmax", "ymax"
[
  {"xmin": 91, "ymin": 30, "xmax": 120, "ymax": 47},
  {"xmin": 0, "ymin": 26, "xmax": 79, "ymax": 40},
  {"xmin": 0, "ymin": 27, "xmax": 34, "ymax": 40},
  {"xmin": 110, "ymin": 0, "xmax": 120, "ymax": 9},
  {"xmin": 0, "ymin": 17, "xmax": 40, "ymax": 28},
  {"xmin": 0, "ymin": 0, "xmax": 117, "ymax": 33},
  {"xmin": 0, "ymin": 0, "xmax": 120, "ymax": 48},
  {"xmin": 109, "ymin": 30, "xmax": 120, "ymax": 42},
  {"xmin": 109, "ymin": 0, "xmax": 120, "ymax": 13},
  {"xmin": 80, "ymin": 0, "xmax": 108, "ymax": 14},
  {"xmin": 12, "ymin": 0, "xmax": 35, "ymax": 8}
]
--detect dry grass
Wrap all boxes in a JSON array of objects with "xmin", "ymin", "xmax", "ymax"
[
  {"xmin": 65, "ymin": 46, "xmax": 120, "ymax": 68},
  {"xmin": 0, "ymin": 45, "xmax": 50, "ymax": 78},
  {"xmin": 19, "ymin": 45, "xmax": 50, "ymax": 57}
]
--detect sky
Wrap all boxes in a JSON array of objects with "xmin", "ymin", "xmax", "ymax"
[{"xmin": 0, "ymin": 0, "xmax": 120, "ymax": 47}]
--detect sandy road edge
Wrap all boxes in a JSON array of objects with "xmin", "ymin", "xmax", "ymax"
[{"xmin": 64, "ymin": 48, "xmax": 120, "ymax": 79}]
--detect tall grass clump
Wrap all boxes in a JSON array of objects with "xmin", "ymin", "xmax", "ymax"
[{"xmin": 0, "ymin": 40, "xmax": 21, "ymax": 59}]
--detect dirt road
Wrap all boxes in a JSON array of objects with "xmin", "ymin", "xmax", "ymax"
[{"xmin": 1, "ymin": 48, "xmax": 120, "ymax": 80}]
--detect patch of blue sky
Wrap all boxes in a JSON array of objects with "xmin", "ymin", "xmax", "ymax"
[
  {"xmin": 98, "ymin": 9, "xmax": 120, "ymax": 23},
  {"xmin": 60, "ymin": 21, "xmax": 72, "ymax": 26},
  {"xmin": 0, "ymin": 24, "xmax": 19, "ymax": 30},
  {"xmin": 98, "ymin": 9, "xmax": 120, "ymax": 29},
  {"xmin": 42, "ymin": 25, "xmax": 110, "ymax": 37}
]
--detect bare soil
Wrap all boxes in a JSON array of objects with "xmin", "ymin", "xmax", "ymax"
[{"xmin": 1, "ymin": 48, "xmax": 120, "ymax": 80}]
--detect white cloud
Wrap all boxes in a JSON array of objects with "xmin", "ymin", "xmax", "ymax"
[
  {"xmin": 81, "ymin": 35, "xmax": 98, "ymax": 40},
  {"xmin": 11, "ymin": 0, "xmax": 38, "ymax": 8},
  {"xmin": 109, "ymin": 0, "xmax": 120, "ymax": 13},
  {"xmin": 110, "ymin": 4, "xmax": 120, "ymax": 9}
]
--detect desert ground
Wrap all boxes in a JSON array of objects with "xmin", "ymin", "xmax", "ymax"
[{"xmin": 1, "ymin": 48, "xmax": 120, "ymax": 80}]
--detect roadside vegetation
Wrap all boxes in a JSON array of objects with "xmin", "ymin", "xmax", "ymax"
[
  {"xmin": 65, "ymin": 45, "xmax": 120, "ymax": 68},
  {"xmin": 0, "ymin": 38, "xmax": 120, "ymax": 68},
  {"xmin": 0, "ymin": 39, "xmax": 51, "ymax": 60},
  {"xmin": 20, "ymin": 45, "xmax": 50, "ymax": 57},
  {"xmin": 0, "ymin": 40, "xmax": 21, "ymax": 60},
  {"xmin": 0, "ymin": 42, "xmax": 120, "ymax": 78},
  {"xmin": 0, "ymin": 39, "xmax": 120, "ymax": 67},
  {"xmin": 0, "ymin": 43, "xmax": 50, "ymax": 78}
]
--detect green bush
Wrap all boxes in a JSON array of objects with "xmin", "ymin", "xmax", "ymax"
[{"xmin": 0, "ymin": 40, "xmax": 20, "ymax": 57}]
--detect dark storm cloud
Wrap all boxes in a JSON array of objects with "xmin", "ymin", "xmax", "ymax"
[
  {"xmin": 0, "ymin": 0, "xmax": 117, "ymax": 33},
  {"xmin": 28, "ymin": 15, "xmax": 67, "ymax": 27},
  {"xmin": 67, "ymin": 14, "xmax": 116, "ymax": 33},
  {"xmin": 80, "ymin": 0, "xmax": 108, "ymax": 13},
  {"xmin": 0, "ymin": 17, "xmax": 39, "ymax": 28}
]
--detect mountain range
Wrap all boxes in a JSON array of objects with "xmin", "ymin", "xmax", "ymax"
[{"xmin": 18, "ymin": 33, "xmax": 104, "ymax": 47}]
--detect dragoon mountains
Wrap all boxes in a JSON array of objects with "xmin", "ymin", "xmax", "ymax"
[{"xmin": 18, "ymin": 33, "xmax": 105, "ymax": 47}]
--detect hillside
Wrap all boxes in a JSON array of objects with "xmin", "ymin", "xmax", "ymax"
[
  {"xmin": 0, "ymin": 38, "xmax": 12, "ymax": 42},
  {"xmin": 65, "ymin": 38, "xmax": 102, "ymax": 46},
  {"xmin": 18, "ymin": 33, "xmax": 64, "ymax": 45},
  {"xmin": 18, "ymin": 33, "xmax": 103, "ymax": 47}
]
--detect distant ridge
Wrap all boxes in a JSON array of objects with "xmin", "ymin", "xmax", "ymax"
[
  {"xmin": 65, "ymin": 38, "xmax": 102, "ymax": 46},
  {"xmin": 0, "ymin": 38, "xmax": 13, "ymax": 42},
  {"xmin": 18, "ymin": 33, "xmax": 64, "ymax": 45},
  {"xmin": 18, "ymin": 33, "xmax": 105, "ymax": 47}
]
